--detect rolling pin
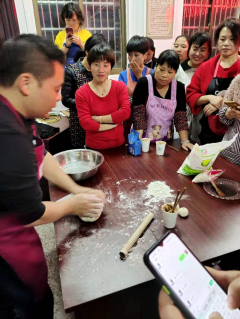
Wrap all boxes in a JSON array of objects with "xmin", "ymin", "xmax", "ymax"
[{"xmin": 119, "ymin": 212, "xmax": 154, "ymax": 259}]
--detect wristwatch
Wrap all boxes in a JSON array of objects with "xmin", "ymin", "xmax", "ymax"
[
  {"xmin": 181, "ymin": 140, "xmax": 190, "ymax": 144},
  {"xmin": 64, "ymin": 43, "xmax": 71, "ymax": 49}
]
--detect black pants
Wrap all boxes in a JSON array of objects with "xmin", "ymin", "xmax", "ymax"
[{"xmin": 0, "ymin": 256, "xmax": 54, "ymax": 319}]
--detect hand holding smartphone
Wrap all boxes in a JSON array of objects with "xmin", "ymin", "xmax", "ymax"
[
  {"xmin": 224, "ymin": 101, "xmax": 240, "ymax": 109},
  {"xmin": 65, "ymin": 27, "xmax": 73, "ymax": 39},
  {"xmin": 144, "ymin": 232, "xmax": 240, "ymax": 319}
]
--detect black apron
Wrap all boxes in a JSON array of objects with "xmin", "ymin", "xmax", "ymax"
[{"xmin": 199, "ymin": 57, "xmax": 240, "ymax": 145}]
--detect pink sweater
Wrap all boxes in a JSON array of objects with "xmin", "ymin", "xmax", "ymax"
[{"xmin": 76, "ymin": 80, "xmax": 131, "ymax": 149}]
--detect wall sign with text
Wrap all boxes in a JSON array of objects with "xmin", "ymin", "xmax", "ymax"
[{"xmin": 147, "ymin": 0, "xmax": 175, "ymax": 39}]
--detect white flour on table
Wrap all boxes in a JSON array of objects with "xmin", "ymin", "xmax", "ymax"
[{"xmin": 143, "ymin": 181, "xmax": 174, "ymax": 204}]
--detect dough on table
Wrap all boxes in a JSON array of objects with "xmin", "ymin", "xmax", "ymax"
[
  {"xmin": 178, "ymin": 207, "xmax": 189, "ymax": 217},
  {"xmin": 80, "ymin": 212, "xmax": 102, "ymax": 222}
]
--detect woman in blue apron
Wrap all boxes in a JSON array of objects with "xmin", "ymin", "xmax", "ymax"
[{"xmin": 54, "ymin": 3, "xmax": 92, "ymax": 65}]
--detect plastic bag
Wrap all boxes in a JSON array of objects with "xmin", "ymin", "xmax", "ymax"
[
  {"xmin": 192, "ymin": 169, "xmax": 227, "ymax": 183},
  {"xmin": 178, "ymin": 134, "xmax": 238, "ymax": 176}
]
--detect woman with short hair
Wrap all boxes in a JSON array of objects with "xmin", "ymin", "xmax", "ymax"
[
  {"xmin": 76, "ymin": 44, "xmax": 131, "ymax": 150},
  {"xmin": 144, "ymin": 37, "xmax": 157, "ymax": 69},
  {"xmin": 54, "ymin": 2, "xmax": 91, "ymax": 65},
  {"xmin": 61, "ymin": 33, "xmax": 107, "ymax": 148},
  {"xmin": 132, "ymin": 49, "xmax": 193, "ymax": 151},
  {"xmin": 118, "ymin": 35, "xmax": 154, "ymax": 98}
]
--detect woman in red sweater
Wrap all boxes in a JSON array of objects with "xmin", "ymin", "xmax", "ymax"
[
  {"xmin": 186, "ymin": 18, "xmax": 240, "ymax": 145},
  {"xmin": 76, "ymin": 44, "xmax": 131, "ymax": 149}
]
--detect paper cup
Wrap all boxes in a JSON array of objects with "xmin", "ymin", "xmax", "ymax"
[
  {"xmin": 141, "ymin": 138, "xmax": 150, "ymax": 152},
  {"xmin": 156, "ymin": 141, "xmax": 166, "ymax": 155},
  {"xmin": 161, "ymin": 202, "xmax": 179, "ymax": 229}
]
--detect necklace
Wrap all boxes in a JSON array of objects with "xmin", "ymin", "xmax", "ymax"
[{"xmin": 91, "ymin": 80, "xmax": 109, "ymax": 96}]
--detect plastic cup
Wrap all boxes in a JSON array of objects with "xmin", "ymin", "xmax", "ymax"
[
  {"xmin": 141, "ymin": 138, "xmax": 150, "ymax": 152},
  {"xmin": 161, "ymin": 202, "xmax": 179, "ymax": 229},
  {"xmin": 156, "ymin": 141, "xmax": 166, "ymax": 155}
]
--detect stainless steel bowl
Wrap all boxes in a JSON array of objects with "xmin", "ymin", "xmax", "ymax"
[{"xmin": 53, "ymin": 149, "xmax": 104, "ymax": 181}]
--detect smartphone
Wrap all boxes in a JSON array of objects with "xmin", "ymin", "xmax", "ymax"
[
  {"xmin": 65, "ymin": 27, "xmax": 73, "ymax": 38},
  {"xmin": 224, "ymin": 101, "xmax": 239, "ymax": 108},
  {"xmin": 144, "ymin": 232, "xmax": 240, "ymax": 319}
]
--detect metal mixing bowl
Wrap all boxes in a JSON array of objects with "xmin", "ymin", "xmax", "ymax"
[{"xmin": 53, "ymin": 149, "xmax": 104, "ymax": 181}]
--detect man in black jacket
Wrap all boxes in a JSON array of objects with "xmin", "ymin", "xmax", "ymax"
[{"xmin": 0, "ymin": 34, "xmax": 105, "ymax": 318}]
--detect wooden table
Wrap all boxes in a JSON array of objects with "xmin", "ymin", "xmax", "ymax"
[{"xmin": 50, "ymin": 141, "xmax": 240, "ymax": 318}]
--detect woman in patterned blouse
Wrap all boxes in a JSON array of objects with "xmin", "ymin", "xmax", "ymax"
[
  {"xmin": 132, "ymin": 50, "xmax": 193, "ymax": 151},
  {"xmin": 219, "ymin": 74, "xmax": 240, "ymax": 166},
  {"xmin": 62, "ymin": 33, "xmax": 107, "ymax": 148}
]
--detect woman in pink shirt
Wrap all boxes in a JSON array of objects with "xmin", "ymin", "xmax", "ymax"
[{"xmin": 76, "ymin": 44, "xmax": 131, "ymax": 149}]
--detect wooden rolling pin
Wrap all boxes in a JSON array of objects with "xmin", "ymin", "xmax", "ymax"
[{"xmin": 119, "ymin": 212, "xmax": 154, "ymax": 259}]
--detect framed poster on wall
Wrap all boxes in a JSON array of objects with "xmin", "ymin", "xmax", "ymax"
[{"xmin": 146, "ymin": 0, "xmax": 175, "ymax": 39}]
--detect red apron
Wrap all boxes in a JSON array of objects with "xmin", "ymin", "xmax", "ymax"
[{"xmin": 0, "ymin": 95, "xmax": 48, "ymax": 301}]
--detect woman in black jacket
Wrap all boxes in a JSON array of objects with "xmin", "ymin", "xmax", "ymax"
[{"xmin": 61, "ymin": 33, "xmax": 107, "ymax": 148}]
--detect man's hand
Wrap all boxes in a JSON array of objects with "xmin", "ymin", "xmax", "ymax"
[
  {"xmin": 130, "ymin": 60, "xmax": 143, "ymax": 79},
  {"xmin": 71, "ymin": 34, "xmax": 84, "ymax": 49},
  {"xmin": 208, "ymin": 95, "xmax": 223, "ymax": 109},
  {"xmin": 71, "ymin": 185, "xmax": 106, "ymax": 203},
  {"xmin": 71, "ymin": 193, "xmax": 104, "ymax": 218},
  {"xmin": 158, "ymin": 267, "xmax": 240, "ymax": 319},
  {"xmin": 203, "ymin": 103, "xmax": 218, "ymax": 116},
  {"xmin": 158, "ymin": 288, "xmax": 184, "ymax": 319}
]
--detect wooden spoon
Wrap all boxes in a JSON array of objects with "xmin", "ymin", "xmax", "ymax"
[{"xmin": 211, "ymin": 181, "xmax": 225, "ymax": 197}]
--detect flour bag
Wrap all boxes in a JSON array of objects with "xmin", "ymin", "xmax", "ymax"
[{"xmin": 178, "ymin": 134, "xmax": 238, "ymax": 176}]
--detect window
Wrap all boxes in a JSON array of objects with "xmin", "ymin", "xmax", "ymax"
[
  {"xmin": 182, "ymin": 0, "xmax": 240, "ymax": 56},
  {"xmin": 33, "ymin": 0, "xmax": 126, "ymax": 72}
]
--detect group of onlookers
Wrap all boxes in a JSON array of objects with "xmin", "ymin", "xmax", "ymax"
[
  {"xmin": 1, "ymin": 2, "xmax": 240, "ymax": 318},
  {"xmin": 57, "ymin": 2, "xmax": 240, "ymax": 166}
]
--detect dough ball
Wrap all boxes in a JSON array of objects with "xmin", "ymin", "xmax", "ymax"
[
  {"xmin": 178, "ymin": 207, "xmax": 189, "ymax": 218},
  {"xmin": 80, "ymin": 212, "xmax": 102, "ymax": 223}
]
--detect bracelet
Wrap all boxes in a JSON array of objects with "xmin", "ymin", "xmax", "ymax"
[
  {"xmin": 64, "ymin": 43, "xmax": 71, "ymax": 49},
  {"xmin": 181, "ymin": 140, "xmax": 190, "ymax": 144}
]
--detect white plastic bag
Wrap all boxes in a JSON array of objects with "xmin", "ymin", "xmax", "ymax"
[
  {"xmin": 192, "ymin": 169, "xmax": 227, "ymax": 183},
  {"xmin": 178, "ymin": 134, "xmax": 238, "ymax": 176}
]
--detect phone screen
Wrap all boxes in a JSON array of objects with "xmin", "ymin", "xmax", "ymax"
[
  {"xmin": 149, "ymin": 233, "xmax": 240, "ymax": 319},
  {"xmin": 66, "ymin": 27, "xmax": 73, "ymax": 37}
]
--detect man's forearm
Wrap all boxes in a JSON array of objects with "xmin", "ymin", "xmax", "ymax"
[
  {"xmin": 27, "ymin": 199, "xmax": 74, "ymax": 227},
  {"xmin": 43, "ymin": 152, "xmax": 82, "ymax": 194}
]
